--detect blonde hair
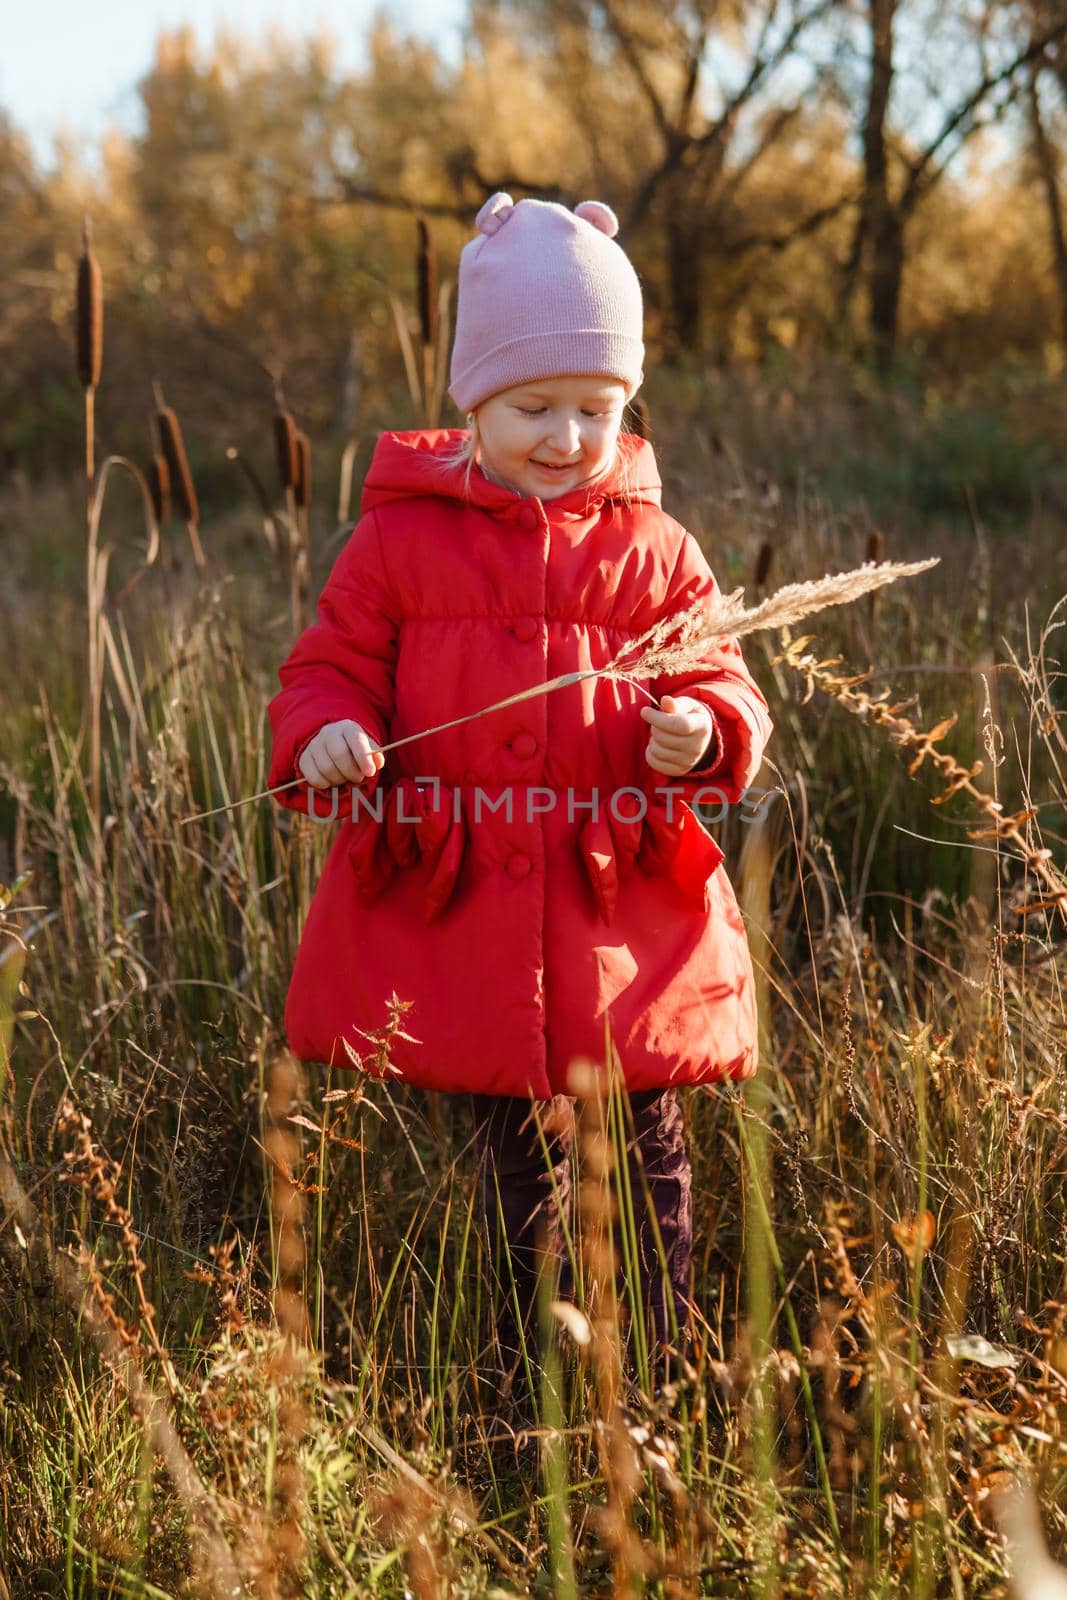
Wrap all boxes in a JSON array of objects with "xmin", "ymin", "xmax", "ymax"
[{"xmin": 433, "ymin": 401, "xmax": 646, "ymax": 510}]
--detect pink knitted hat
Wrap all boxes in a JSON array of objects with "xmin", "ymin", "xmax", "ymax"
[{"xmin": 448, "ymin": 191, "xmax": 645, "ymax": 415}]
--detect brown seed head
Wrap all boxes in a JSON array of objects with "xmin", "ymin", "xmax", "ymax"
[
  {"xmin": 274, "ymin": 411, "xmax": 299, "ymax": 492},
  {"xmin": 754, "ymin": 540, "xmax": 774, "ymax": 590},
  {"xmin": 866, "ymin": 530, "xmax": 884, "ymax": 564},
  {"xmin": 76, "ymin": 220, "xmax": 103, "ymax": 390},
  {"xmin": 157, "ymin": 406, "xmax": 199, "ymax": 523},
  {"xmin": 148, "ymin": 454, "xmax": 171, "ymax": 523},
  {"xmin": 416, "ymin": 217, "xmax": 437, "ymax": 348}
]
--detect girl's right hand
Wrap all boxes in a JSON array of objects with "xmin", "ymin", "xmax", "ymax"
[{"xmin": 298, "ymin": 720, "xmax": 385, "ymax": 788}]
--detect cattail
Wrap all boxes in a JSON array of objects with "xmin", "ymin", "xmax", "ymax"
[
  {"xmin": 627, "ymin": 396, "xmax": 650, "ymax": 440},
  {"xmin": 709, "ymin": 429, "xmax": 724, "ymax": 456},
  {"xmin": 416, "ymin": 217, "xmax": 437, "ymax": 349},
  {"xmin": 75, "ymin": 217, "xmax": 103, "ymax": 391},
  {"xmin": 147, "ymin": 454, "xmax": 171, "ymax": 524},
  {"xmin": 753, "ymin": 540, "xmax": 774, "ymax": 591},
  {"xmin": 294, "ymin": 431, "xmax": 311, "ymax": 510},
  {"xmin": 156, "ymin": 404, "xmax": 199, "ymax": 526},
  {"xmin": 274, "ymin": 409, "xmax": 299, "ymax": 493}
]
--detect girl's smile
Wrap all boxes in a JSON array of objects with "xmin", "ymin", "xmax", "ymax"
[{"xmin": 473, "ymin": 375, "xmax": 628, "ymax": 499}]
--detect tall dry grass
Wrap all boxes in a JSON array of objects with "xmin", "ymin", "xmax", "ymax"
[{"xmin": 0, "ymin": 217, "xmax": 1064, "ymax": 1596}]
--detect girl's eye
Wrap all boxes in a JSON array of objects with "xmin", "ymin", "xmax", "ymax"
[{"xmin": 516, "ymin": 407, "xmax": 609, "ymax": 417}]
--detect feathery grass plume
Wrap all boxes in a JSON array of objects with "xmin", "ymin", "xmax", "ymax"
[
  {"xmin": 294, "ymin": 431, "xmax": 311, "ymax": 510},
  {"xmin": 609, "ymin": 556, "xmax": 940, "ymax": 683},
  {"xmin": 627, "ymin": 395, "xmax": 650, "ymax": 440},
  {"xmin": 771, "ymin": 624, "xmax": 1067, "ymax": 926},
  {"xmin": 153, "ymin": 382, "xmax": 204, "ymax": 567},
  {"xmin": 180, "ymin": 555, "xmax": 941, "ymax": 823},
  {"xmin": 76, "ymin": 215, "xmax": 103, "ymax": 517}
]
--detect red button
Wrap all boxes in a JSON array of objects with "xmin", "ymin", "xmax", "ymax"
[
  {"xmin": 512, "ymin": 617, "xmax": 538, "ymax": 642},
  {"xmin": 507, "ymin": 853, "xmax": 532, "ymax": 880},
  {"xmin": 517, "ymin": 504, "xmax": 540, "ymax": 531},
  {"xmin": 511, "ymin": 732, "xmax": 537, "ymax": 760}
]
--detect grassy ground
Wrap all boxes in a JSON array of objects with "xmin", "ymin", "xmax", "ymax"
[{"xmin": 0, "ymin": 361, "xmax": 1064, "ymax": 1595}]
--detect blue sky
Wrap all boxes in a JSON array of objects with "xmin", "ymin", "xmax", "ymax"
[{"xmin": 3, "ymin": 0, "xmax": 467, "ymax": 172}]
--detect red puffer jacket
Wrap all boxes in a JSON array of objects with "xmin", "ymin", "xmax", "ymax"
[{"xmin": 268, "ymin": 428, "xmax": 773, "ymax": 1098}]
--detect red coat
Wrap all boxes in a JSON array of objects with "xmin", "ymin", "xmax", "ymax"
[{"xmin": 268, "ymin": 428, "xmax": 773, "ymax": 1098}]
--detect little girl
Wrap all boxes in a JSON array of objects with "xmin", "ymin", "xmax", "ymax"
[{"xmin": 267, "ymin": 191, "xmax": 773, "ymax": 1412}]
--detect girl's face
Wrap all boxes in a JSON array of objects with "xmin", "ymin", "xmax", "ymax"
[{"xmin": 473, "ymin": 375, "xmax": 628, "ymax": 500}]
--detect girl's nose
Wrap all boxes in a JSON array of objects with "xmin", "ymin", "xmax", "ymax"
[{"xmin": 547, "ymin": 416, "xmax": 582, "ymax": 454}]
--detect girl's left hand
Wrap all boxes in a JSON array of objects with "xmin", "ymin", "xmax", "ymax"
[{"xmin": 641, "ymin": 694, "xmax": 716, "ymax": 776}]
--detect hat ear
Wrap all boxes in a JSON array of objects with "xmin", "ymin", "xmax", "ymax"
[
  {"xmin": 574, "ymin": 200, "xmax": 619, "ymax": 238},
  {"xmin": 475, "ymin": 192, "xmax": 514, "ymax": 236}
]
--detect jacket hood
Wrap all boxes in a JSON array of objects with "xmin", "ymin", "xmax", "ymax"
[{"xmin": 360, "ymin": 427, "xmax": 662, "ymax": 518}]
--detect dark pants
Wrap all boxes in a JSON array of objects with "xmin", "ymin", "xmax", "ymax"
[{"xmin": 469, "ymin": 1087, "xmax": 694, "ymax": 1400}]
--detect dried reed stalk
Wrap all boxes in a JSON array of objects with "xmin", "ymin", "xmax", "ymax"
[
  {"xmin": 428, "ymin": 277, "xmax": 453, "ymax": 428},
  {"xmin": 274, "ymin": 394, "xmax": 308, "ymax": 633},
  {"xmin": 337, "ymin": 436, "xmax": 361, "ymax": 524},
  {"xmin": 181, "ymin": 555, "xmax": 937, "ymax": 824},
  {"xmin": 294, "ymin": 432, "xmax": 311, "ymax": 510},
  {"xmin": 224, "ymin": 444, "xmax": 282, "ymax": 559},
  {"xmin": 84, "ymin": 450, "xmax": 161, "ymax": 982},
  {"xmin": 567, "ymin": 1053, "xmax": 652, "ymax": 1597},
  {"xmin": 259, "ymin": 1052, "xmax": 310, "ymax": 1593},
  {"xmin": 388, "ymin": 219, "xmax": 452, "ymax": 428},
  {"xmin": 293, "ymin": 431, "xmax": 312, "ymax": 630}
]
